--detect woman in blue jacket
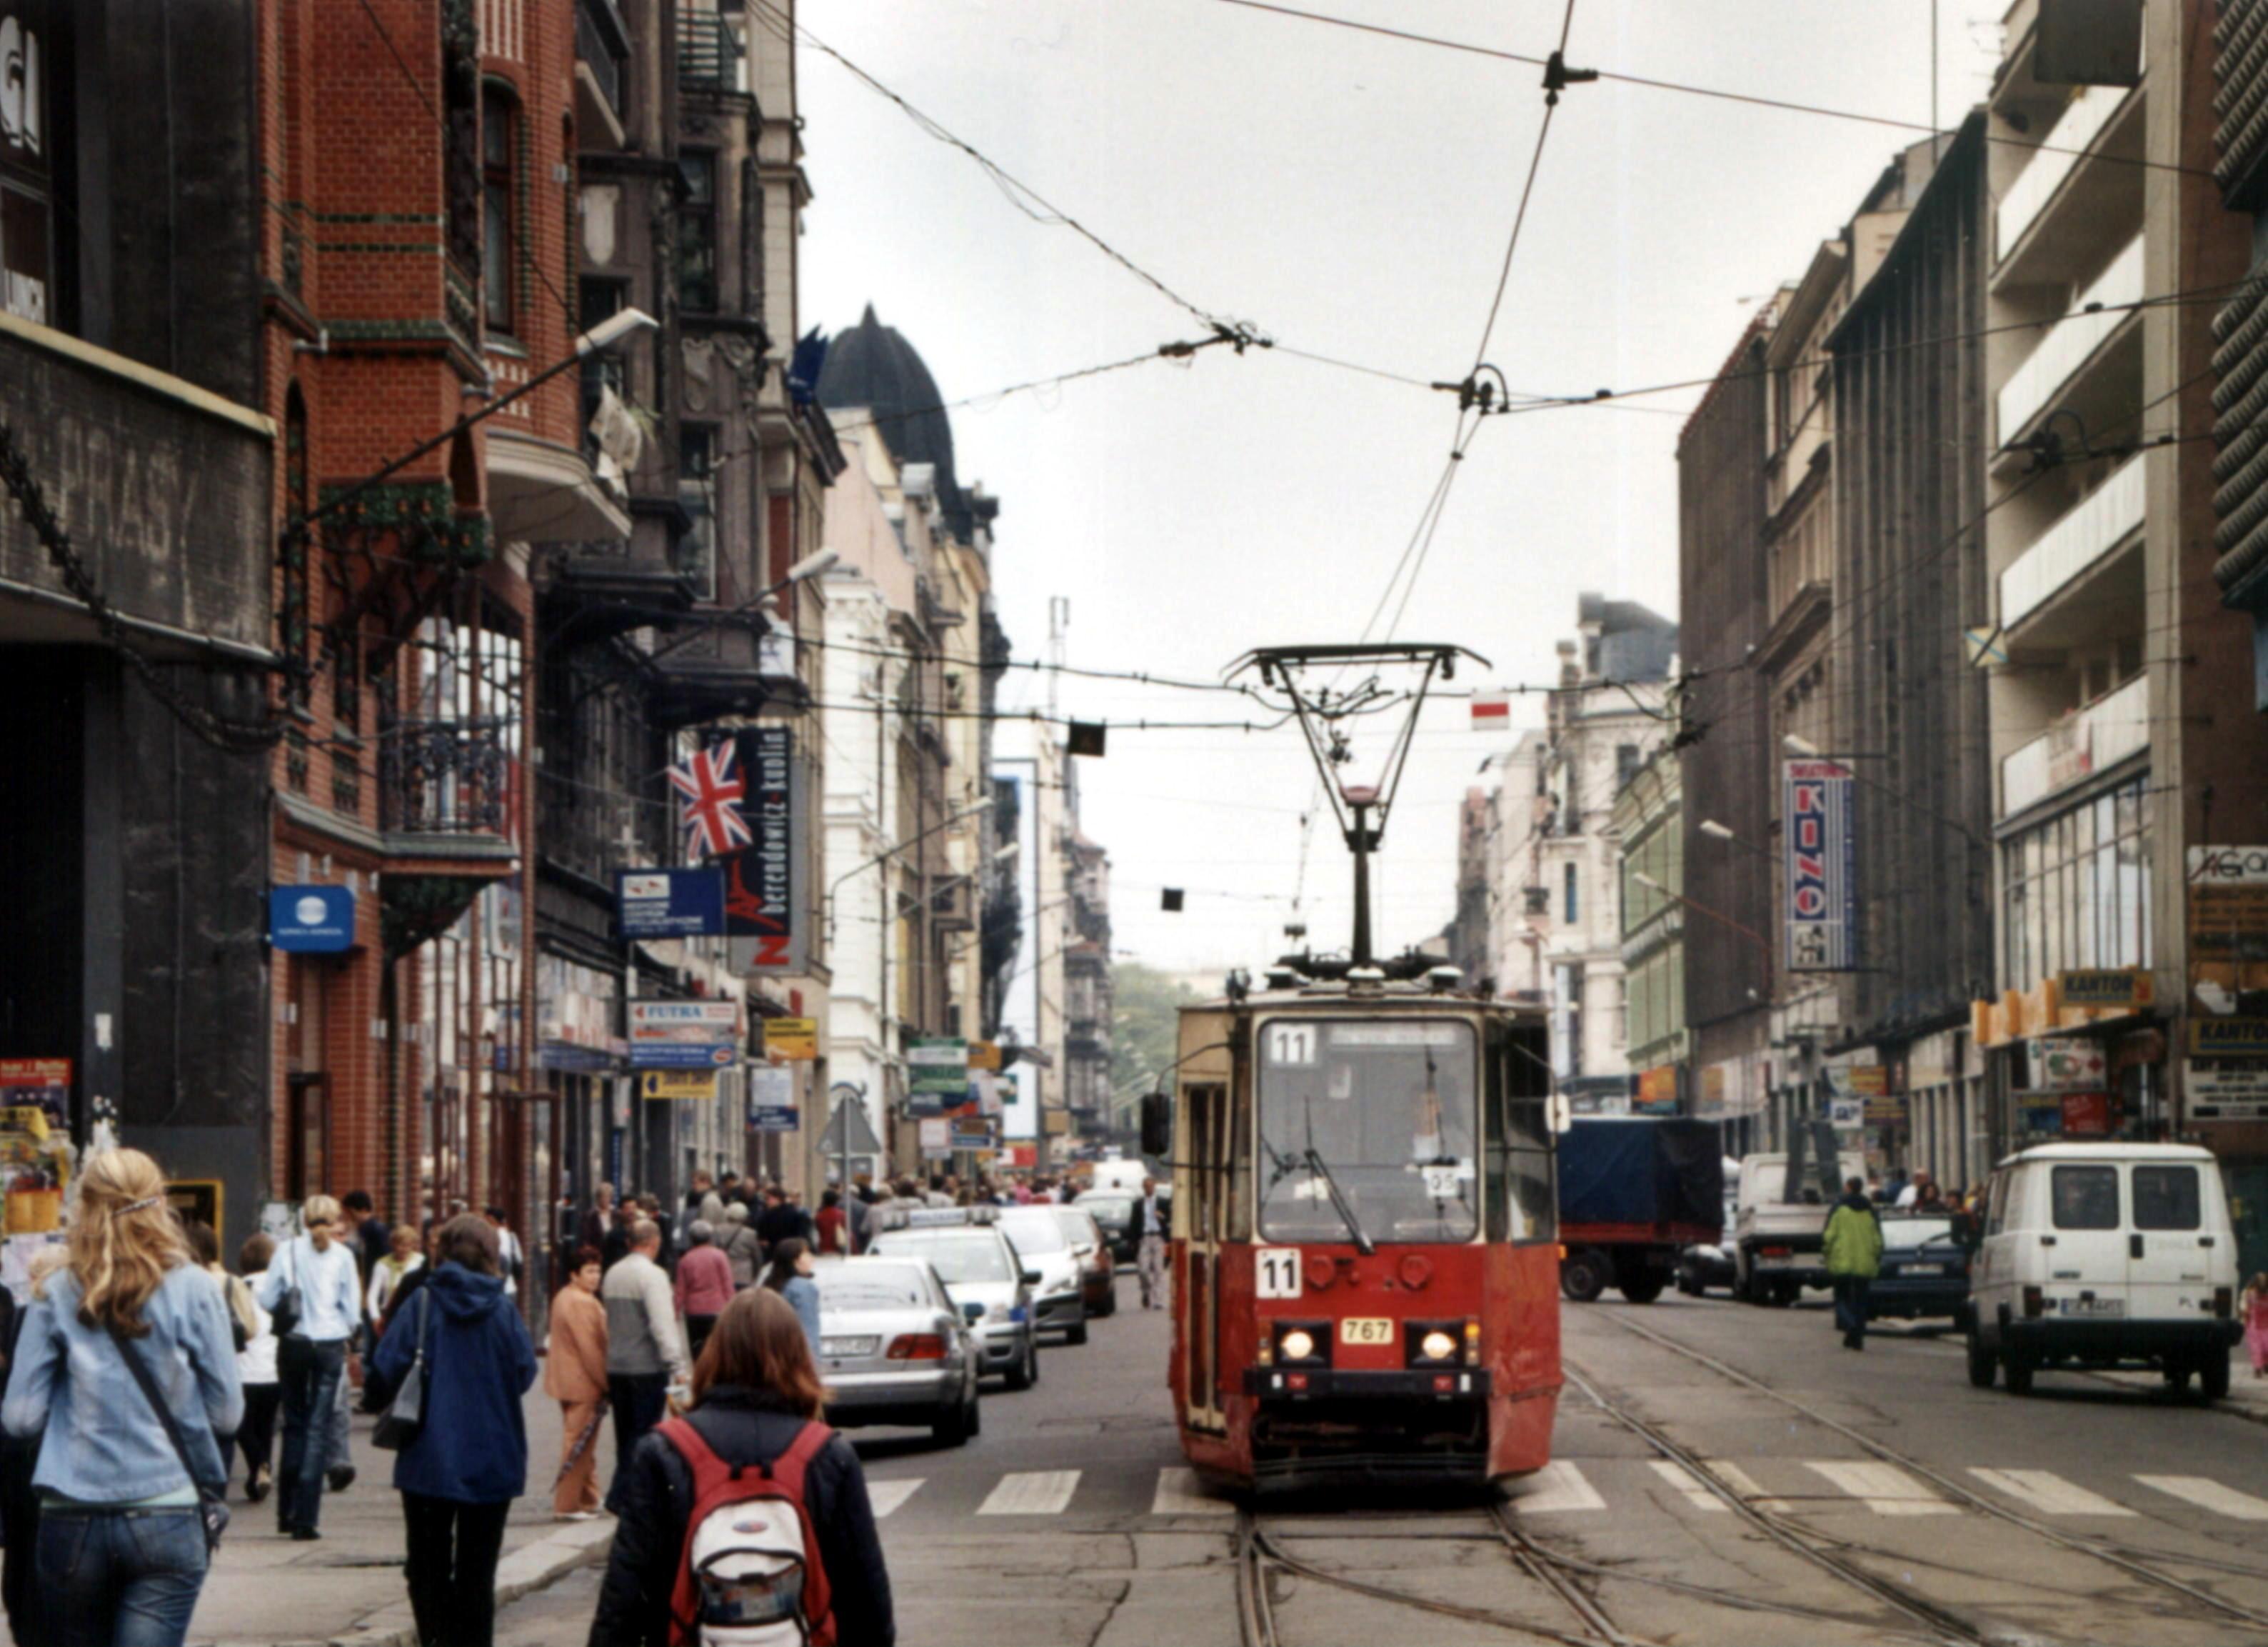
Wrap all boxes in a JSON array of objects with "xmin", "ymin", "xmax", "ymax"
[{"xmin": 368, "ymin": 1213, "xmax": 537, "ymax": 1647}]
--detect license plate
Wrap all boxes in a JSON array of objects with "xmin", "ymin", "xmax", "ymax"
[
  {"xmin": 1339, "ymin": 1317, "xmax": 1393, "ymax": 1346},
  {"xmin": 821, "ymin": 1336, "xmax": 880, "ymax": 1357},
  {"xmin": 2061, "ymin": 1297, "xmax": 2124, "ymax": 1318},
  {"xmin": 1900, "ymin": 1263, "xmax": 1946, "ymax": 1276}
]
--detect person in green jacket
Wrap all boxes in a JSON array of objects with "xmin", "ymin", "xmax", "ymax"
[{"xmin": 1822, "ymin": 1176, "xmax": 1885, "ymax": 1351}]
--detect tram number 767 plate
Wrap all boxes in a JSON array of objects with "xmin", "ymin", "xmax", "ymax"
[{"xmin": 1339, "ymin": 1318, "xmax": 1393, "ymax": 1346}]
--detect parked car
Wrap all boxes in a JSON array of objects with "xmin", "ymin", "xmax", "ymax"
[
  {"xmin": 1074, "ymin": 1191, "xmax": 1139, "ymax": 1267},
  {"xmin": 870, "ymin": 1208, "xmax": 1042, "ymax": 1390},
  {"xmin": 1047, "ymin": 1205, "xmax": 1117, "ymax": 1316},
  {"xmin": 1732, "ymin": 1146, "xmax": 1867, "ymax": 1305},
  {"xmin": 811, "ymin": 1256, "xmax": 983, "ymax": 1446},
  {"xmin": 996, "ymin": 1206, "xmax": 1090, "ymax": 1345},
  {"xmin": 1865, "ymin": 1212, "xmax": 1972, "ymax": 1325},
  {"xmin": 1675, "ymin": 1176, "xmax": 1744, "ymax": 1297},
  {"xmin": 1968, "ymin": 1143, "xmax": 2242, "ymax": 1400}
]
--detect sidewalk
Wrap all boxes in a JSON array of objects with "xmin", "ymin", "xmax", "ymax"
[
  {"xmin": 184, "ymin": 1384, "xmax": 616, "ymax": 1647},
  {"xmin": 2097, "ymin": 1344, "xmax": 2268, "ymax": 1424}
]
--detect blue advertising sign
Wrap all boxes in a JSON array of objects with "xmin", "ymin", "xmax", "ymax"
[
  {"xmin": 949, "ymin": 1121, "xmax": 995, "ymax": 1151},
  {"xmin": 269, "ymin": 886, "xmax": 355, "ymax": 953},
  {"xmin": 616, "ymin": 868, "xmax": 726, "ymax": 938},
  {"xmin": 1784, "ymin": 759, "xmax": 1857, "ymax": 972},
  {"xmin": 751, "ymin": 1107, "xmax": 800, "ymax": 1132},
  {"xmin": 748, "ymin": 1066, "xmax": 798, "ymax": 1132}
]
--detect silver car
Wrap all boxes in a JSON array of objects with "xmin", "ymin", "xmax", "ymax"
[
  {"xmin": 812, "ymin": 1257, "xmax": 983, "ymax": 1446},
  {"xmin": 870, "ymin": 1223, "xmax": 1042, "ymax": 1390},
  {"xmin": 996, "ymin": 1207, "xmax": 1090, "ymax": 1346}
]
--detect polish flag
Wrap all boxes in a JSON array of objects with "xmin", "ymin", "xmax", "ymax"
[{"xmin": 1471, "ymin": 691, "xmax": 1510, "ymax": 728}]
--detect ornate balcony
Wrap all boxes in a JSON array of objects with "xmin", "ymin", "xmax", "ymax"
[{"xmin": 380, "ymin": 714, "xmax": 519, "ymax": 841}]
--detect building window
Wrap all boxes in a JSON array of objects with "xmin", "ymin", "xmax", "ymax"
[
  {"xmin": 580, "ymin": 276, "xmax": 628, "ymax": 424},
  {"xmin": 281, "ymin": 386, "xmax": 311, "ymax": 706},
  {"xmin": 481, "ymin": 84, "xmax": 517, "ymax": 334},
  {"xmin": 1616, "ymin": 744, "xmax": 1641, "ymax": 792},
  {"xmin": 678, "ymin": 424, "xmax": 717, "ymax": 601},
  {"xmin": 1563, "ymin": 862, "xmax": 1578, "ymax": 926},
  {"xmin": 2000, "ymin": 776, "xmax": 2151, "ymax": 987},
  {"xmin": 678, "ymin": 151, "xmax": 718, "ymax": 314}
]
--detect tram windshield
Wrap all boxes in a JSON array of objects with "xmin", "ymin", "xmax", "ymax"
[{"xmin": 1256, "ymin": 1018, "xmax": 1479, "ymax": 1244}]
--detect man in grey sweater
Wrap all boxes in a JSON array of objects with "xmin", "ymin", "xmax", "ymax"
[{"xmin": 601, "ymin": 1221, "xmax": 686, "ymax": 1511}]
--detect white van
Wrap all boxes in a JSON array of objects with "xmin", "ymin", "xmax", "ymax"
[{"xmin": 1968, "ymin": 1143, "xmax": 2242, "ymax": 1400}]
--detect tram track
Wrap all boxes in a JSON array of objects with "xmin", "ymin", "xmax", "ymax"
[
  {"xmin": 1233, "ymin": 1503, "xmax": 1642, "ymax": 1647},
  {"xmin": 1590, "ymin": 1310, "xmax": 2268, "ymax": 1636}
]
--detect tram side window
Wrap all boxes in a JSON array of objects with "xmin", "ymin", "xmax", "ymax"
[
  {"xmin": 1487, "ymin": 1036, "xmax": 1556, "ymax": 1243},
  {"xmin": 1225, "ymin": 1080, "xmax": 1253, "ymax": 1241}
]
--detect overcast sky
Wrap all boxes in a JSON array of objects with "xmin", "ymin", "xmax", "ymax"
[{"xmin": 796, "ymin": 0, "xmax": 2002, "ymax": 980}]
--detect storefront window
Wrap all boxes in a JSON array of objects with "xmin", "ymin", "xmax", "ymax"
[{"xmin": 2002, "ymin": 776, "xmax": 2151, "ymax": 985}]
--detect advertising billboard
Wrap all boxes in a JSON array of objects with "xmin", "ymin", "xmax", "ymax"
[{"xmin": 1784, "ymin": 759, "xmax": 1857, "ymax": 973}]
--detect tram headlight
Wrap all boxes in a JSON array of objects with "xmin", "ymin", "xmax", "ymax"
[
  {"xmin": 1280, "ymin": 1328, "xmax": 1317, "ymax": 1363},
  {"xmin": 1270, "ymin": 1321, "xmax": 1329, "ymax": 1366},
  {"xmin": 1419, "ymin": 1330, "xmax": 1457, "ymax": 1362}
]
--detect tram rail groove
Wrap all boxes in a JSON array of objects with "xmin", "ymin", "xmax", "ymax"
[
  {"xmin": 1596, "ymin": 1311, "xmax": 2268, "ymax": 1633},
  {"xmin": 1233, "ymin": 1505, "xmax": 1641, "ymax": 1647}
]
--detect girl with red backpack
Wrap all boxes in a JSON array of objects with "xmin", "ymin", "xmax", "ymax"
[{"xmin": 587, "ymin": 1288, "xmax": 895, "ymax": 1646}]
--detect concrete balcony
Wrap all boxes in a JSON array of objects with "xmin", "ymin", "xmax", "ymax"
[
  {"xmin": 2000, "ymin": 672, "xmax": 2149, "ymax": 822},
  {"xmin": 1995, "ymin": 83, "xmax": 2142, "ymax": 272},
  {"xmin": 1997, "ymin": 236, "xmax": 2143, "ymax": 448},
  {"xmin": 1999, "ymin": 456, "xmax": 2145, "ymax": 631}
]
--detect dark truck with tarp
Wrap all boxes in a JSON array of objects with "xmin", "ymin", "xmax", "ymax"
[{"xmin": 1557, "ymin": 1116, "xmax": 1725, "ymax": 1303}]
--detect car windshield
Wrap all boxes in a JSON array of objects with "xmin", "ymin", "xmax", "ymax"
[
  {"xmin": 998, "ymin": 1212, "xmax": 1068, "ymax": 1254},
  {"xmin": 813, "ymin": 1265, "xmax": 930, "ymax": 1309},
  {"xmin": 1883, "ymin": 1216, "xmax": 1955, "ymax": 1248},
  {"xmin": 874, "ymin": 1232, "xmax": 1013, "ymax": 1283},
  {"xmin": 1258, "ymin": 1017, "xmax": 1480, "ymax": 1244}
]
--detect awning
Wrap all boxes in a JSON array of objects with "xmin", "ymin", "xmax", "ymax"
[{"xmin": 486, "ymin": 429, "xmax": 633, "ymax": 544}]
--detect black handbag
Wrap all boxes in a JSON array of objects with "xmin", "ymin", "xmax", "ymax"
[
  {"xmin": 109, "ymin": 1323, "xmax": 230, "ymax": 1554},
  {"xmin": 371, "ymin": 1288, "xmax": 432, "ymax": 1451},
  {"xmin": 267, "ymin": 1241, "xmax": 303, "ymax": 1341}
]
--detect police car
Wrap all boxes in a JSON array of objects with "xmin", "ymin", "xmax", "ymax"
[{"xmin": 868, "ymin": 1205, "xmax": 1043, "ymax": 1391}]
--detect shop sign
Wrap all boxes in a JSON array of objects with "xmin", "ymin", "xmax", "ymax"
[
  {"xmin": 1697, "ymin": 1062, "xmax": 1727, "ymax": 1118},
  {"xmin": 763, "ymin": 1018, "xmax": 818, "ymax": 1061},
  {"xmin": 1004, "ymin": 1143, "xmax": 1038, "ymax": 1168},
  {"xmin": 1863, "ymin": 1092, "xmax": 1907, "ymax": 1124},
  {"xmin": 269, "ymin": 886, "xmax": 354, "ymax": 953},
  {"xmin": 723, "ymin": 727, "xmax": 803, "ymax": 973},
  {"xmin": 1043, "ymin": 1108, "xmax": 1073, "ymax": 1136},
  {"xmin": 968, "ymin": 1041, "xmax": 1003, "ymax": 1072},
  {"xmin": 1635, "ymin": 1066, "xmax": 1680, "ymax": 1110},
  {"xmin": 1827, "ymin": 1097, "xmax": 1864, "ymax": 1131},
  {"xmin": 907, "ymin": 1037, "xmax": 969, "ymax": 1116},
  {"xmin": 747, "ymin": 1064, "xmax": 797, "ymax": 1131},
  {"xmin": 2191, "ymin": 1017, "xmax": 2268, "ymax": 1057},
  {"xmin": 1785, "ymin": 759, "xmax": 1857, "ymax": 972},
  {"xmin": 628, "ymin": 1001, "xmax": 739, "ymax": 1068},
  {"xmin": 2188, "ymin": 846, "xmax": 2268, "ymax": 1018},
  {"xmin": 640, "ymin": 1069, "xmax": 718, "ymax": 1101},
  {"xmin": 2029, "ymin": 1035, "xmax": 2108, "ymax": 1091},
  {"xmin": 2060, "ymin": 1093, "xmax": 2113, "ymax": 1135},
  {"xmin": 950, "ymin": 1120, "xmax": 995, "ymax": 1151},
  {"xmin": 615, "ymin": 868, "xmax": 726, "ymax": 939},
  {"xmin": 918, "ymin": 1118, "xmax": 951, "ymax": 1158},
  {"xmin": 2059, "ymin": 968, "xmax": 2154, "ymax": 1010},
  {"xmin": 0, "ymin": 1059, "xmax": 67, "ymax": 1126},
  {"xmin": 1826, "ymin": 1065, "xmax": 1890, "ymax": 1099},
  {"xmin": 2185, "ymin": 1058, "xmax": 2268, "ymax": 1122}
]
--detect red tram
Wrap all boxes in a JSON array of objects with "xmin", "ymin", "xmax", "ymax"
[{"xmin": 1146, "ymin": 960, "xmax": 1560, "ymax": 1491}]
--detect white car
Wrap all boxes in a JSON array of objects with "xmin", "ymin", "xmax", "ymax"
[
  {"xmin": 996, "ymin": 1206, "xmax": 1090, "ymax": 1346},
  {"xmin": 1968, "ymin": 1143, "xmax": 2241, "ymax": 1399}
]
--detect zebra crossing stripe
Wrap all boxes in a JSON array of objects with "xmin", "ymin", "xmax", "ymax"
[
  {"xmin": 1701, "ymin": 1458, "xmax": 1792, "ymax": 1514},
  {"xmin": 2135, "ymin": 1476, "xmax": 2268, "ymax": 1521},
  {"xmin": 1647, "ymin": 1459, "xmax": 1729, "ymax": 1513},
  {"xmin": 1151, "ymin": 1467, "xmax": 1235, "ymax": 1516},
  {"xmin": 1804, "ymin": 1460, "xmax": 1957, "ymax": 1516},
  {"xmin": 978, "ymin": 1470, "xmax": 1083, "ymax": 1516},
  {"xmin": 1505, "ymin": 1461, "xmax": 1606, "ymax": 1513},
  {"xmin": 867, "ymin": 1479, "xmax": 925, "ymax": 1520},
  {"xmin": 1969, "ymin": 1468, "xmax": 2134, "ymax": 1517}
]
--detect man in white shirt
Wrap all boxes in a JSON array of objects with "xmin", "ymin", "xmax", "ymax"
[
  {"xmin": 601, "ymin": 1221, "xmax": 687, "ymax": 1513},
  {"xmin": 1136, "ymin": 1178, "xmax": 1169, "ymax": 1310},
  {"xmin": 256, "ymin": 1193, "xmax": 364, "ymax": 1538},
  {"xmin": 1895, "ymin": 1171, "xmax": 1932, "ymax": 1211}
]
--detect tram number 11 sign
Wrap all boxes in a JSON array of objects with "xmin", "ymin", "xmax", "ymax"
[{"xmin": 1256, "ymin": 1248, "xmax": 1303, "ymax": 1299}]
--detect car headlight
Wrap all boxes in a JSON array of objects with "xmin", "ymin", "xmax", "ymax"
[
  {"xmin": 985, "ymin": 1303, "xmax": 1013, "ymax": 1323},
  {"xmin": 1420, "ymin": 1330, "xmax": 1457, "ymax": 1362},
  {"xmin": 1280, "ymin": 1328, "xmax": 1315, "ymax": 1362}
]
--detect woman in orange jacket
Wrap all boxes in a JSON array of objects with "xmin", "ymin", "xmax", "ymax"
[{"xmin": 544, "ymin": 1246, "xmax": 610, "ymax": 1519}]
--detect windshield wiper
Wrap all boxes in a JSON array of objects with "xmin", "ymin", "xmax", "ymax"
[{"xmin": 1303, "ymin": 1146, "xmax": 1376, "ymax": 1256}]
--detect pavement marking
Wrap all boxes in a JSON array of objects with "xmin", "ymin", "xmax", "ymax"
[
  {"xmin": 1647, "ymin": 1459, "xmax": 1730, "ymax": 1513},
  {"xmin": 1969, "ymin": 1468, "xmax": 2135, "ymax": 1518},
  {"xmin": 977, "ymin": 1470, "xmax": 1083, "ymax": 1516},
  {"xmin": 866, "ymin": 1478, "xmax": 925, "ymax": 1520},
  {"xmin": 1700, "ymin": 1458, "xmax": 1793, "ymax": 1514},
  {"xmin": 1151, "ymin": 1467, "xmax": 1235, "ymax": 1516},
  {"xmin": 2135, "ymin": 1476, "xmax": 2268, "ymax": 1521},
  {"xmin": 1804, "ymin": 1459, "xmax": 1958, "ymax": 1516},
  {"xmin": 1505, "ymin": 1460, "xmax": 1607, "ymax": 1514}
]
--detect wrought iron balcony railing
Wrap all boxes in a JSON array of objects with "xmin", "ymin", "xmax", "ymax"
[
  {"xmin": 381, "ymin": 716, "xmax": 518, "ymax": 838},
  {"xmin": 678, "ymin": 9, "xmax": 744, "ymax": 91}
]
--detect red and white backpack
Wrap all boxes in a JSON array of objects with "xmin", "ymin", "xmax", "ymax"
[{"xmin": 658, "ymin": 1416, "xmax": 837, "ymax": 1646}]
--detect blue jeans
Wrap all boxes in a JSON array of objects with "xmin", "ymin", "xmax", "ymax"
[
  {"xmin": 1832, "ymin": 1276, "xmax": 1872, "ymax": 1343},
  {"xmin": 277, "ymin": 1337, "xmax": 346, "ymax": 1531},
  {"xmin": 36, "ymin": 1506, "xmax": 209, "ymax": 1647}
]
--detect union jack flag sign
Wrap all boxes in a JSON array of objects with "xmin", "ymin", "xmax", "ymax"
[{"xmin": 669, "ymin": 741, "xmax": 752, "ymax": 859}]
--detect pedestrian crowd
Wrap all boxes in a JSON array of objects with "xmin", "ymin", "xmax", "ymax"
[{"xmin": 0, "ymin": 1151, "xmax": 899, "ymax": 1647}]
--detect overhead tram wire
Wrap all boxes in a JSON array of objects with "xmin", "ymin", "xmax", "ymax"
[{"xmin": 1207, "ymin": 0, "xmax": 2216, "ymax": 183}]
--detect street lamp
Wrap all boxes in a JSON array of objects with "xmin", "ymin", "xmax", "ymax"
[
  {"xmin": 1699, "ymin": 819, "xmax": 1735, "ymax": 841},
  {"xmin": 1634, "ymin": 871, "xmax": 1773, "ymax": 955},
  {"xmin": 640, "ymin": 547, "xmax": 840, "ymax": 669},
  {"xmin": 1782, "ymin": 734, "xmax": 1820, "ymax": 758},
  {"xmin": 824, "ymin": 796, "xmax": 995, "ymax": 941}
]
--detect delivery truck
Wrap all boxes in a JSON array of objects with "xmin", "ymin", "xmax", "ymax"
[{"xmin": 1557, "ymin": 1116, "xmax": 1726, "ymax": 1303}]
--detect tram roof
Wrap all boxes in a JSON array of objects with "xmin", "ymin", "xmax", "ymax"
[{"xmin": 1191, "ymin": 981, "xmax": 1541, "ymax": 1016}]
